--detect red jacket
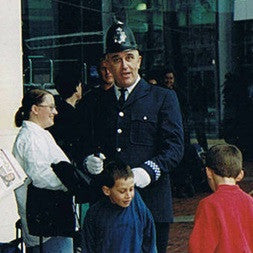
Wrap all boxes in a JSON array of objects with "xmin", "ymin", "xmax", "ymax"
[{"xmin": 189, "ymin": 184, "xmax": 253, "ymax": 253}]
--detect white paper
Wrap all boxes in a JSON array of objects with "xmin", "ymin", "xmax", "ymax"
[{"xmin": 0, "ymin": 149, "xmax": 27, "ymax": 199}]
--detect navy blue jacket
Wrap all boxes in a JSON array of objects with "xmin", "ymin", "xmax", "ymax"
[
  {"xmin": 91, "ymin": 79, "xmax": 184, "ymax": 222},
  {"xmin": 81, "ymin": 191, "xmax": 157, "ymax": 253},
  {"xmin": 49, "ymin": 97, "xmax": 83, "ymax": 163}
]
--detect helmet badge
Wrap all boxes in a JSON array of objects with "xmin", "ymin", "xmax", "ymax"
[{"xmin": 114, "ymin": 27, "xmax": 127, "ymax": 45}]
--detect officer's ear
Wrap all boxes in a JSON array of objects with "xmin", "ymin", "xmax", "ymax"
[{"xmin": 137, "ymin": 54, "xmax": 142, "ymax": 70}]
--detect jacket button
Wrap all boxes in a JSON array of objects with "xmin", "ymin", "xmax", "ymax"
[
  {"xmin": 116, "ymin": 147, "xmax": 121, "ymax": 152},
  {"xmin": 117, "ymin": 129, "xmax": 122, "ymax": 134},
  {"xmin": 143, "ymin": 116, "xmax": 147, "ymax": 120},
  {"xmin": 119, "ymin": 112, "xmax": 124, "ymax": 117}
]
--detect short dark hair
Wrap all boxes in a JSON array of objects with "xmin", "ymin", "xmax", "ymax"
[
  {"xmin": 97, "ymin": 55, "xmax": 106, "ymax": 69},
  {"xmin": 55, "ymin": 72, "xmax": 81, "ymax": 100},
  {"xmin": 206, "ymin": 144, "xmax": 242, "ymax": 178},
  {"xmin": 97, "ymin": 55, "xmax": 106, "ymax": 79},
  {"xmin": 145, "ymin": 69, "xmax": 159, "ymax": 82},
  {"xmin": 101, "ymin": 161, "xmax": 133, "ymax": 188},
  {"xmin": 163, "ymin": 65, "xmax": 176, "ymax": 76}
]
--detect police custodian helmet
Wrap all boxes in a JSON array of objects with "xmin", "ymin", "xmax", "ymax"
[{"xmin": 105, "ymin": 21, "xmax": 138, "ymax": 54}]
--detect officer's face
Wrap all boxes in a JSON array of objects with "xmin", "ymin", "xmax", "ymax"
[{"xmin": 106, "ymin": 50, "xmax": 142, "ymax": 88}]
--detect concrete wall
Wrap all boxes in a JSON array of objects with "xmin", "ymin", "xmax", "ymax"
[
  {"xmin": 217, "ymin": 0, "xmax": 234, "ymax": 121},
  {"xmin": 0, "ymin": 0, "xmax": 23, "ymax": 152},
  {"xmin": 0, "ymin": 0, "xmax": 23, "ymax": 242}
]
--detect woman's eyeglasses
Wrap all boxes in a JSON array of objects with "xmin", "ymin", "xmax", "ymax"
[{"xmin": 37, "ymin": 105, "xmax": 57, "ymax": 111}]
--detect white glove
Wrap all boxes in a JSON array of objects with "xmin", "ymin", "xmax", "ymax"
[
  {"xmin": 85, "ymin": 153, "xmax": 106, "ymax": 175},
  {"xmin": 132, "ymin": 167, "xmax": 151, "ymax": 188}
]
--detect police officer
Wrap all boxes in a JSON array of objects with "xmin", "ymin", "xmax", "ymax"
[{"xmin": 85, "ymin": 21, "xmax": 184, "ymax": 253}]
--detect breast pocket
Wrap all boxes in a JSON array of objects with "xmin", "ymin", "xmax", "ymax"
[{"xmin": 130, "ymin": 113, "xmax": 157, "ymax": 146}]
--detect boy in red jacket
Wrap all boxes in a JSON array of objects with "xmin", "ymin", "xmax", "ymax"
[{"xmin": 189, "ymin": 144, "xmax": 253, "ymax": 253}]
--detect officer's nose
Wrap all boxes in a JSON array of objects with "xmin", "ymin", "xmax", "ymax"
[{"xmin": 121, "ymin": 58, "xmax": 128, "ymax": 69}]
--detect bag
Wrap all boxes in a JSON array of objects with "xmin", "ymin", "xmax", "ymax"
[
  {"xmin": 187, "ymin": 144, "xmax": 208, "ymax": 192},
  {"xmin": 171, "ymin": 143, "xmax": 208, "ymax": 198},
  {"xmin": 51, "ymin": 161, "xmax": 92, "ymax": 203},
  {"xmin": 26, "ymin": 183, "xmax": 75, "ymax": 237}
]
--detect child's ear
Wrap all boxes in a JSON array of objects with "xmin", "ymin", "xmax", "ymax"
[
  {"xmin": 206, "ymin": 167, "xmax": 213, "ymax": 180},
  {"xmin": 236, "ymin": 170, "xmax": 244, "ymax": 182},
  {"xmin": 102, "ymin": 186, "xmax": 110, "ymax": 196}
]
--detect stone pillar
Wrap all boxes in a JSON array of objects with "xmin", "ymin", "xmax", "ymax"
[
  {"xmin": 0, "ymin": 0, "xmax": 23, "ymax": 242},
  {"xmin": 0, "ymin": 0, "xmax": 23, "ymax": 152},
  {"xmin": 216, "ymin": 0, "xmax": 234, "ymax": 122}
]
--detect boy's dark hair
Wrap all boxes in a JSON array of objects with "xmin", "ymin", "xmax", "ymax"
[
  {"xmin": 206, "ymin": 144, "xmax": 242, "ymax": 178},
  {"xmin": 55, "ymin": 72, "xmax": 81, "ymax": 100},
  {"xmin": 101, "ymin": 161, "xmax": 133, "ymax": 188}
]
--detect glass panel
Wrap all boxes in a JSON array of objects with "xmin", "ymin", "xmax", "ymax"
[
  {"xmin": 20, "ymin": 0, "xmax": 253, "ymax": 138},
  {"xmin": 189, "ymin": 0, "xmax": 216, "ymax": 25},
  {"xmin": 22, "ymin": 0, "xmax": 103, "ymax": 90},
  {"xmin": 176, "ymin": 0, "xmax": 216, "ymax": 26}
]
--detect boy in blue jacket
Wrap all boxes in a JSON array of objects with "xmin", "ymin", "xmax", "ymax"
[{"xmin": 81, "ymin": 161, "xmax": 157, "ymax": 253}]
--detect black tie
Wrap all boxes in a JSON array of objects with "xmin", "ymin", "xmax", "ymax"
[{"xmin": 118, "ymin": 88, "xmax": 127, "ymax": 107}]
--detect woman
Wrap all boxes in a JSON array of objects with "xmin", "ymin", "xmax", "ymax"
[{"xmin": 13, "ymin": 89, "xmax": 75, "ymax": 253}]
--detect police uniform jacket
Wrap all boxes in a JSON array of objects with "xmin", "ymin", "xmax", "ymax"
[{"xmin": 94, "ymin": 78, "xmax": 184, "ymax": 222}]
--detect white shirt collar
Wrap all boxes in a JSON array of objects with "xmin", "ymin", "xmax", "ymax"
[
  {"xmin": 114, "ymin": 75, "xmax": 141, "ymax": 100},
  {"xmin": 22, "ymin": 120, "xmax": 45, "ymax": 132}
]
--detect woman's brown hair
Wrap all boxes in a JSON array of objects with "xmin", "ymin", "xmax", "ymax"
[{"xmin": 15, "ymin": 89, "xmax": 52, "ymax": 127}]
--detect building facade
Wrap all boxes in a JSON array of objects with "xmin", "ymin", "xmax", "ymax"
[
  {"xmin": 20, "ymin": 0, "xmax": 253, "ymax": 138},
  {"xmin": 0, "ymin": 0, "xmax": 23, "ymax": 242}
]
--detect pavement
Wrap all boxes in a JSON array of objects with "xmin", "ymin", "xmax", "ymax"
[{"xmin": 166, "ymin": 141, "xmax": 253, "ymax": 253}]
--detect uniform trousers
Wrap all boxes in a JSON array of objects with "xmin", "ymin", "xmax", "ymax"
[{"xmin": 155, "ymin": 222, "xmax": 170, "ymax": 253}]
